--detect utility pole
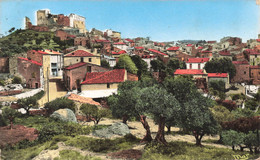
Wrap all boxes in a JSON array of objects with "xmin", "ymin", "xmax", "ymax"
[{"xmin": 47, "ymin": 67, "xmax": 49, "ymax": 102}]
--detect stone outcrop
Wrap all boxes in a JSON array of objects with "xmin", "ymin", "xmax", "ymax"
[
  {"xmin": 92, "ymin": 122, "xmax": 130, "ymax": 138},
  {"xmin": 50, "ymin": 108, "xmax": 77, "ymax": 123}
]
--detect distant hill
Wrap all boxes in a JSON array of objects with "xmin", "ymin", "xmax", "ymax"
[{"xmin": 0, "ymin": 29, "xmax": 73, "ymax": 57}]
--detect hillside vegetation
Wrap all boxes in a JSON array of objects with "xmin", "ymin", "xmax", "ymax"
[{"xmin": 0, "ymin": 29, "xmax": 73, "ymax": 57}]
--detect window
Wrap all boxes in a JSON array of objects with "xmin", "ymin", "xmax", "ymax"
[
  {"xmin": 89, "ymin": 58, "xmax": 92, "ymax": 62},
  {"xmin": 87, "ymin": 66, "xmax": 91, "ymax": 73},
  {"xmin": 190, "ymin": 64, "xmax": 192, "ymax": 69},
  {"xmin": 107, "ymin": 83, "xmax": 110, "ymax": 88},
  {"xmin": 51, "ymin": 63, "xmax": 57, "ymax": 68},
  {"xmin": 255, "ymin": 55, "xmax": 257, "ymax": 58},
  {"xmin": 81, "ymin": 57, "xmax": 84, "ymax": 62},
  {"xmin": 198, "ymin": 64, "xmax": 200, "ymax": 69}
]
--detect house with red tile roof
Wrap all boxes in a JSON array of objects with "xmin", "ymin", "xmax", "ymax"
[
  {"xmin": 186, "ymin": 58, "xmax": 209, "ymax": 69},
  {"xmin": 166, "ymin": 46, "xmax": 180, "ymax": 56},
  {"xmin": 208, "ymin": 73, "xmax": 229, "ymax": 85},
  {"xmin": 64, "ymin": 49, "xmax": 101, "ymax": 67},
  {"xmin": 246, "ymin": 49, "xmax": 260, "ymax": 66},
  {"xmin": 134, "ymin": 47, "xmax": 145, "ymax": 57},
  {"xmin": 63, "ymin": 62, "xmax": 110, "ymax": 91},
  {"xmin": 124, "ymin": 38, "xmax": 135, "ymax": 47},
  {"xmin": 219, "ymin": 50, "xmax": 232, "ymax": 59},
  {"xmin": 17, "ymin": 57, "xmax": 43, "ymax": 88},
  {"xmin": 148, "ymin": 49, "xmax": 169, "ymax": 63},
  {"xmin": 113, "ymin": 42, "xmax": 129, "ymax": 51},
  {"xmin": 79, "ymin": 69, "xmax": 127, "ymax": 98},
  {"xmin": 174, "ymin": 69, "xmax": 208, "ymax": 80},
  {"xmin": 231, "ymin": 61, "xmax": 250, "ymax": 83},
  {"xmin": 27, "ymin": 49, "xmax": 63, "ymax": 78}
]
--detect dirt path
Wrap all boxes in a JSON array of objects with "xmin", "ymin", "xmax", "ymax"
[{"xmin": 33, "ymin": 117, "xmax": 231, "ymax": 160}]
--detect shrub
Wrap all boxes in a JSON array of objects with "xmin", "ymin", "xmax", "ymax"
[
  {"xmin": 12, "ymin": 76, "xmax": 22, "ymax": 84},
  {"xmin": 44, "ymin": 97, "xmax": 76, "ymax": 115},
  {"xmin": 0, "ymin": 114, "xmax": 7, "ymax": 126},
  {"xmin": 0, "ymin": 79, "xmax": 5, "ymax": 86}
]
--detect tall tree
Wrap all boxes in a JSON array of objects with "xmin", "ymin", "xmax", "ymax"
[
  {"xmin": 2, "ymin": 107, "xmax": 19, "ymax": 129},
  {"xmin": 114, "ymin": 54, "xmax": 138, "ymax": 74},
  {"xmin": 131, "ymin": 55, "xmax": 148, "ymax": 79},
  {"xmin": 204, "ymin": 57, "xmax": 236, "ymax": 80},
  {"xmin": 178, "ymin": 93, "xmax": 218, "ymax": 145},
  {"xmin": 137, "ymin": 86, "xmax": 181, "ymax": 144},
  {"xmin": 150, "ymin": 59, "xmax": 166, "ymax": 72}
]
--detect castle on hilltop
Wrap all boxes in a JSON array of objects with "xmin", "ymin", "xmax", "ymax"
[{"xmin": 25, "ymin": 9, "xmax": 87, "ymax": 34}]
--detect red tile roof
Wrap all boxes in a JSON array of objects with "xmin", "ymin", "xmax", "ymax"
[
  {"xmin": 250, "ymin": 66, "xmax": 260, "ymax": 69},
  {"xmin": 208, "ymin": 73, "xmax": 228, "ymax": 78},
  {"xmin": 135, "ymin": 46, "xmax": 144, "ymax": 50},
  {"xmin": 118, "ymin": 50, "xmax": 127, "ymax": 54},
  {"xmin": 174, "ymin": 69, "xmax": 205, "ymax": 75},
  {"xmin": 197, "ymin": 46, "xmax": 203, "ymax": 50},
  {"xmin": 125, "ymin": 39, "xmax": 134, "ymax": 43},
  {"xmin": 187, "ymin": 44, "xmax": 193, "ymax": 47},
  {"xmin": 257, "ymin": 39, "xmax": 260, "ymax": 42},
  {"xmin": 65, "ymin": 50, "xmax": 95, "ymax": 57},
  {"xmin": 219, "ymin": 50, "xmax": 231, "ymax": 56},
  {"xmin": 81, "ymin": 69, "xmax": 126, "ymax": 84},
  {"xmin": 35, "ymin": 50, "xmax": 48, "ymax": 54},
  {"xmin": 96, "ymin": 39, "xmax": 110, "ymax": 43},
  {"xmin": 186, "ymin": 58, "xmax": 209, "ymax": 63},
  {"xmin": 232, "ymin": 61, "xmax": 249, "ymax": 65},
  {"xmin": 18, "ymin": 57, "xmax": 42, "ymax": 66},
  {"xmin": 114, "ymin": 42, "xmax": 127, "ymax": 45},
  {"xmin": 112, "ymin": 50, "xmax": 126, "ymax": 55},
  {"xmin": 68, "ymin": 94, "xmax": 101, "ymax": 105},
  {"xmin": 65, "ymin": 62, "xmax": 87, "ymax": 70},
  {"xmin": 167, "ymin": 47, "xmax": 180, "ymax": 51},
  {"xmin": 148, "ymin": 49, "xmax": 167, "ymax": 56}
]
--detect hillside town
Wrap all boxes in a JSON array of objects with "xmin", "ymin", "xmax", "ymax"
[{"xmin": 0, "ymin": 9, "xmax": 259, "ymax": 160}]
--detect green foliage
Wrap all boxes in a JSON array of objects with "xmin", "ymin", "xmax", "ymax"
[
  {"xmin": 0, "ymin": 114, "xmax": 7, "ymax": 126},
  {"xmin": 222, "ymin": 130, "xmax": 245, "ymax": 147},
  {"xmin": 204, "ymin": 57, "xmax": 236, "ymax": 80},
  {"xmin": 210, "ymin": 105, "xmax": 235, "ymax": 125},
  {"xmin": 231, "ymin": 108, "xmax": 256, "ymax": 119},
  {"xmin": 55, "ymin": 150, "xmax": 101, "ymax": 160},
  {"xmin": 150, "ymin": 59, "xmax": 166, "ymax": 72},
  {"xmin": 0, "ymin": 79, "xmax": 5, "ymax": 86},
  {"xmin": 209, "ymin": 80, "xmax": 226, "ymax": 93},
  {"xmin": 245, "ymin": 98, "xmax": 259, "ymax": 111},
  {"xmin": 166, "ymin": 58, "xmax": 186, "ymax": 75},
  {"xmin": 12, "ymin": 76, "xmax": 22, "ymax": 84},
  {"xmin": 80, "ymin": 104, "xmax": 111, "ymax": 124},
  {"xmin": 178, "ymin": 93, "xmax": 218, "ymax": 145},
  {"xmin": 108, "ymin": 81, "xmax": 140, "ymax": 123},
  {"xmin": 38, "ymin": 122, "xmax": 92, "ymax": 142},
  {"xmin": 2, "ymin": 106, "xmax": 19, "ymax": 128},
  {"xmin": 101, "ymin": 59, "xmax": 110, "ymax": 68},
  {"xmin": 65, "ymin": 134, "xmax": 140, "ymax": 153},
  {"xmin": 114, "ymin": 54, "xmax": 138, "ymax": 74},
  {"xmin": 163, "ymin": 76, "xmax": 197, "ymax": 104},
  {"xmin": 131, "ymin": 55, "xmax": 148, "ymax": 78},
  {"xmin": 44, "ymin": 97, "xmax": 76, "ymax": 114},
  {"xmin": 14, "ymin": 115, "xmax": 55, "ymax": 130},
  {"xmin": 142, "ymin": 141, "xmax": 242, "ymax": 160}
]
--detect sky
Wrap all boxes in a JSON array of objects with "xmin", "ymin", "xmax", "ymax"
[{"xmin": 0, "ymin": 0, "xmax": 259, "ymax": 42}]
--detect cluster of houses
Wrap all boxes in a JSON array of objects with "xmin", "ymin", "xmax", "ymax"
[{"xmin": 2, "ymin": 9, "xmax": 260, "ymax": 104}]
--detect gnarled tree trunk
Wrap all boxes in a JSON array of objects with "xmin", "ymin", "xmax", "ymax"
[
  {"xmin": 140, "ymin": 115, "xmax": 152, "ymax": 143},
  {"xmin": 194, "ymin": 131, "xmax": 204, "ymax": 146},
  {"xmin": 155, "ymin": 116, "xmax": 167, "ymax": 144},
  {"xmin": 122, "ymin": 115, "xmax": 128, "ymax": 124}
]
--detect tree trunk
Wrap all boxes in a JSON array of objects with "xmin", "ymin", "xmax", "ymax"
[
  {"xmin": 140, "ymin": 115, "xmax": 152, "ymax": 143},
  {"xmin": 122, "ymin": 115, "xmax": 128, "ymax": 124},
  {"xmin": 155, "ymin": 116, "xmax": 167, "ymax": 144},
  {"xmin": 194, "ymin": 131, "xmax": 204, "ymax": 146},
  {"xmin": 10, "ymin": 120, "xmax": 13, "ymax": 130},
  {"xmin": 166, "ymin": 126, "xmax": 171, "ymax": 134}
]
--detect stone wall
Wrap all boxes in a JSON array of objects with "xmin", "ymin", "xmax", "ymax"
[{"xmin": 0, "ymin": 57, "xmax": 9, "ymax": 73}]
